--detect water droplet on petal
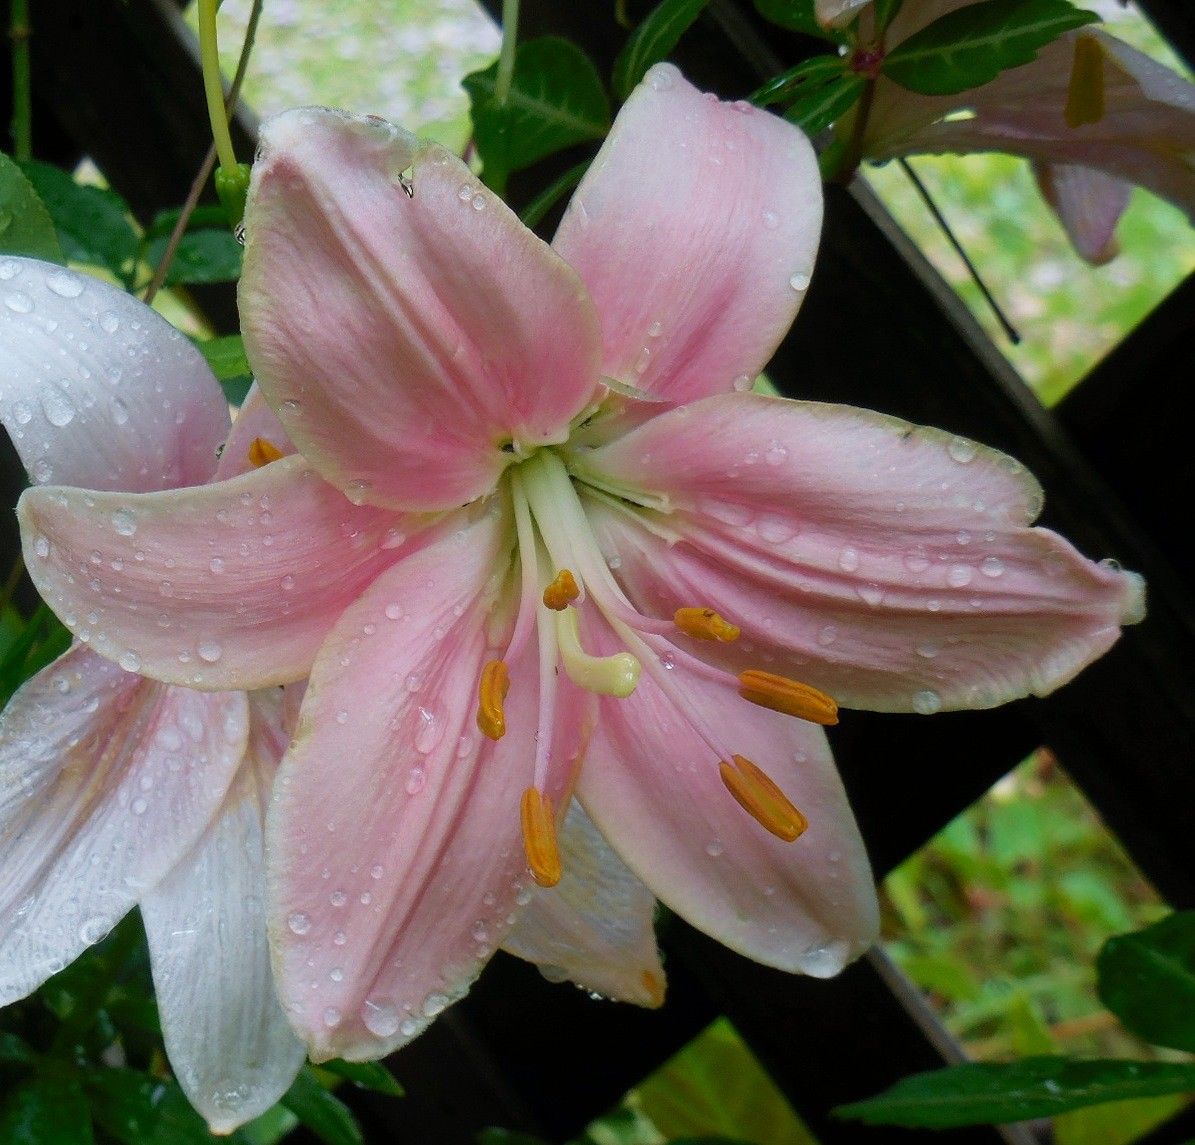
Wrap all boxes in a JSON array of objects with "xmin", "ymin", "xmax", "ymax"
[
  {"xmin": 323, "ymin": 1007, "xmax": 342, "ymax": 1028},
  {"xmin": 46, "ymin": 269, "xmax": 84, "ymax": 298},
  {"xmin": 947, "ymin": 435, "xmax": 978, "ymax": 464},
  {"xmin": 4, "ymin": 290, "xmax": 33, "ymax": 313},
  {"xmin": 330, "ymin": 890, "xmax": 347, "ymax": 907},
  {"xmin": 99, "ymin": 311, "xmax": 120, "ymax": 334},
  {"xmin": 705, "ymin": 840, "xmax": 724, "ymax": 857},
  {"xmin": 287, "ymin": 911, "xmax": 311, "ymax": 935},
  {"xmin": 111, "ymin": 508, "xmax": 137, "ymax": 536},
  {"xmin": 789, "ymin": 270, "xmax": 811, "ymax": 291},
  {"xmin": 913, "ymin": 689, "xmax": 942, "ymax": 715},
  {"xmin": 837, "ymin": 547, "xmax": 859, "ymax": 573},
  {"xmin": 197, "ymin": 639, "xmax": 222, "ymax": 663},
  {"xmin": 817, "ymin": 624, "xmax": 837, "ymax": 646},
  {"xmin": 947, "ymin": 564, "xmax": 974, "ymax": 588},
  {"xmin": 422, "ymin": 992, "xmax": 450, "ymax": 1018},
  {"xmin": 41, "ymin": 385, "xmax": 76, "ymax": 426},
  {"xmin": 118, "ymin": 651, "xmax": 141, "ymax": 673},
  {"xmin": 980, "ymin": 556, "xmax": 1005, "ymax": 578},
  {"xmin": 362, "ymin": 999, "xmax": 401, "ymax": 1037}
]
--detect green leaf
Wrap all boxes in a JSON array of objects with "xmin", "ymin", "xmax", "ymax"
[
  {"xmin": 882, "ymin": 0, "xmax": 1099, "ymax": 96},
  {"xmin": 637, "ymin": 1019, "xmax": 814, "ymax": 1144},
  {"xmin": 612, "ymin": 0, "xmax": 712, "ymax": 101},
  {"xmin": 835, "ymin": 1057, "xmax": 1195, "ymax": 1128},
  {"xmin": 147, "ymin": 204, "xmax": 231, "ymax": 239},
  {"xmin": 1055, "ymin": 1094, "xmax": 1187, "ymax": 1145},
  {"xmin": 19, "ymin": 160, "xmax": 139, "ymax": 278},
  {"xmin": 84, "ymin": 1069, "xmax": 210, "ymax": 1145},
  {"xmin": 145, "ymin": 228, "xmax": 242, "ymax": 285},
  {"xmin": 0, "ymin": 1031, "xmax": 34, "ymax": 1064},
  {"xmin": 463, "ymin": 37, "xmax": 610, "ymax": 189},
  {"xmin": 0, "ymin": 1074, "xmax": 94, "ymax": 1144},
  {"xmin": 0, "ymin": 152, "xmax": 65, "ymax": 262},
  {"xmin": 519, "ymin": 160, "xmax": 589, "ymax": 230},
  {"xmin": 196, "ymin": 333, "xmax": 253, "ymax": 404},
  {"xmin": 752, "ymin": 55, "xmax": 845, "ymax": 108},
  {"xmin": 1098, "ymin": 911, "xmax": 1195, "ymax": 1053},
  {"xmin": 753, "ymin": 0, "xmax": 840, "ymax": 40},
  {"xmin": 872, "ymin": 0, "xmax": 905, "ymax": 35},
  {"xmin": 281, "ymin": 1066, "xmax": 364, "ymax": 1145},
  {"xmin": 317, "ymin": 1058, "xmax": 404, "ymax": 1097},
  {"xmin": 785, "ymin": 73, "xmax": 865, "ymax": 136},
  {"xmin": 476, "ymin": 1131, "xmax": 551, "ymax": 1145}
]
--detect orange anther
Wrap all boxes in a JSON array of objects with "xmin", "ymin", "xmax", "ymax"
[
  {"xmin": 641, "ymin": 970, "xmax": 666, "ymax": 1007},
  {"xmin": 542, "ymin": 568, "xmax": 580, "ymax": 611},
  {"xmin": 476, "ymin": 659, "xmax": 510, "ymax": 740},
  {"xmin": 247, "ymin": 436, "xmax": 284, "ymax": 467},
  {"xmin": 674, "ymin": 606, "xmax": 740, "ymax": 642},
  {"xmin": 719, "ymin": 754, "xmax": 808, "ymax": 842},
  {"xmin": 738, "ymin": 669, "xmax": 838, "ymax": 725},
  {"xmin": 520, "ymin": 787, "xmax": 562, "ymax": 887}
]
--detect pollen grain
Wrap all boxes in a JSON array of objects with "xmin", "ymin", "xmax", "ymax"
[
  {"xmin": 719, "ymin": 754, "xmax": 808, "ymax": 842},
  {"xmin": 738, "ymin": 669, "xmax": 838, "ymax": 725},
  {"xmin": 674, "ymin": 606, "xmax": 740, "ymax": 642}
]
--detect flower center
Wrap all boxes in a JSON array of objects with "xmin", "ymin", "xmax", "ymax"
[{"xmin": 478, "ymin": 448, "xmax": 837, "ymax": 888}]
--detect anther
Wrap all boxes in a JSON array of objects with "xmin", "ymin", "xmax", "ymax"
[
  {"xmin": 476, "ymin": 659, "xmax": 509, "ymax": 740},
  {"xmin": 543, "ymin": 568, "xmax": 580, "ymax": 611},
  {"xmin": 674, "ymin": 606, "xmax": 740, "ymax": 642},
  {"xmin": 738, "ymin": 670, "xmax": 838, "ymax": 725},
  {"xmin": 1065, "ymin": 34, "xmax": 1105, "ymax": 128},
  {"xmin": 719, "ymin": 754, "xmax": 808, "ymax": 842},
  {"xmin": 520, "ymin": 787, "xmax": 562, "ymax": 887},
  {"xmin": 247, "ymin": 436, "xmax": 284, "ymax": 467}
]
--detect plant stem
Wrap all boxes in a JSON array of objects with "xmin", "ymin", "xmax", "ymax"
[
  {"xmin": 495, "ymin": 0, "xmax": 519, "ymax": 106},
  {"xmin": 145, "ymin": 0, "xmax": 262, "ymax": 302},
  {"xmin": 9, "ymin": 0, "xmax": 31, "ymax": 161},
  {"xmin": 833, "ymin": 75, "xmax": 875, "ymax": 186},
  {"xmin": 0, "ymin": 554, "xmax": 24, "ymax": 614},
  {"xmin": 197, "ymin": 0, "xmax": 239, "ymax": 177}
]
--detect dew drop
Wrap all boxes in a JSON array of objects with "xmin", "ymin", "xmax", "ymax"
[
  {"xmin": 118, "ymin": 651, "xmax": 141, "ymax": 673},
  {"xmin": 405, "ymin": 766, "xmax": 427, "ymax": 795},
  {"xmin": 381, "ymin": 527, "xmax": 406, "ymax": 550},
  {"xmin": 197, "ymin": 639, "xmax": 223, "ymax": 663},
  {"xmin": 705, "ymin": 840, "xmax": 724, "ymax": 857},
  {"xmin": 947, "ymin": 564, "xmax": 973, "ymax": 588},
  {"xmin": 817, "ymin": 624, "xmax": 837, "ymax": 646},
  {"xmin": 762, "ymin": 209, "xmax": 780, "ymax": 229},
  {"xmin": 422, "ymin": 992, "xmax": 450, "ymax": 1018},
  {"xmin": 209, "ymin": 557, "xmax": 225, "ymax": 574},
  {"xmin": 41, "ymin": 385, "xmax": 76, "ymax": 426},
  {"xmin": 385, "ymin": 602, "xmax": 403, "ymax": 620},
  {"xmin": 46, "ymin": 269, "xmax": 84, "ymax": 298},
  {"xmin": 111, "ymin": 508, "xmax": 137, "ymax": 536},
  {"xmin": 109, "ymin": 397, "xmax": 130, "ymax": 425},
  {"xmin": 78, "ymin": 916, "xmax": 109, "ymax": 945},
  {"xmin": 857, "ymin": 584, "xmax": 884, "ymax": 607},
  {"xmin": 287, "ymin": 911, "xmax": 312, "ymax": 935},
  {"xmin": 33, "ymin": 535, "xmax": 49, "ymax": 559},
  {"xmin": 732, "ymin": 373, "xmax": 753, "ymax": 391},
  {"xmin": 948, "ymin": 435, "xmax": 977, "ymax": 463},
  {"xmin": 4, "ymin": 290, "xmax": 33, "ymax": 313},
  {"xmin": 361, "ymin": 999, "xmax": 401, "ymax": 1037},
  {"xmin": 788, "ymin": 270, "xmax": 811, "ymax": 291},
  {"xmin": 913, "ymin": 689, "xmax": 942, "ymax": 715},
  {"xmin": 329, "ymin": 967, "xmax": 344, "ymax": 982},
  {"xmin": 980, "ymin": 556, "xmax": 1005, "ymax": 578},
  {"xmin": 131, "ymin": 796, "xmax": 148, "ymax": 815},
  {"xmin": 99, "ymin": 311, "xmax": 121, "ymax": 334},
  {"xmin": 370, "ymin": 864, "xmax": 383, "ymax": 879},
  {"xmin": 323, "ymin": 1007, "xmax": 342, "ymax": 1028},
  {"xmin": 471, "ymin": 193, "xmax": 487, "ymax": 211},
  {"xmin": 330, "ymin": 890, "xmax": 347, "ymax": 907}
]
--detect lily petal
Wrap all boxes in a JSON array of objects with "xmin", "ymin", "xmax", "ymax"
[
  {"xmin": 18, "ymin": 456, "xmax": 413, "ymax": 690},
  {"xmin": 579, "ymin": 617, "xmax": 878, "ymax": 975},
  {"xmin": 579, "ymin": 394, "xmax": 1143, "ymax": 712},
  {"xmin": 240, "ymin": 107, "xmax": 602, "ymax": 512},
  {"xmin": 867, "ymin": 31, "xmax": 1195, "ymax": 220},
  {"xmin": 503, "ymin": 802, "xmax": 665, "ymax": 1008},
  {"xmin": 0, "ymin": 646, "xmax": 247, "ymax": 1004},
  {"xmin": 142, "ymin": 690, "xmax": 304, "ymax": 1134},
  {"xmin": 552, "ymin": 65, "xmax": 821, "ymax": 403},
  {"xmin": 1034, "ymin": 162, "xmax": 1132, "ymax": 265},
  {"xmin": 268, "ymin": 507, "xmax": 590, "ymax": 1061},
  {"xmin": 0, "ymin": 257, "xmax": 229, "ymax": 491}
]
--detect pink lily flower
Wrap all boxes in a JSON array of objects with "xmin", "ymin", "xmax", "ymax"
[
  {"xmin": 17, "ymin": 67, "xmax": 1142, "ymax": 1062},
  {"xmin": 852, "ymin": 2, "xmax": 1195, "ymax": 262},
  {"xmin": 0, "ymin": 258, "xmax": 304, "ymax": 1131}
]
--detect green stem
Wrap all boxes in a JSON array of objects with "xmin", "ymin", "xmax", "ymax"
[
  {"xmin": 0, "ymin": 553, "xmax": 24, "ymax": 614},
  {"xmin": 832, "ymin": 75, "xmax": 875, "ymax": 186},
  {"xmin": 494, "ymin": 0, "xmax": 519, "ymax": 106},
  {"xmin": 197, "ymin": 0, "xmax": 239, "ymax": 176},
  {"xmin": 9, "ymin": 0, "xmax": 31, "ymax": 161},
  {"xmin": 50, "ymin": 917, "xmax": 141, "ymax": 1057}
]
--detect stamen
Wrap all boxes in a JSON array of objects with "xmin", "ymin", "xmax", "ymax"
[
  {"xmin": 1065, "ymin": 34, "xmax": 1105, "ymax": 128},
  {"xmin": 520, "ymin": 787, "xmax": 562, "ymax": 887},
  {"xmin": 543, "ymin": 568, "xmax": 580, "ymax": 611},
  {"xmin": 641, "ymin": 970, "xmax": 665, "ymax": 1007},
  {"xmin": 674, "ymin": 607, "xmax": 740, "ymax": 642},
  {"xmin": 719, "ymin": 754, "xmax": 808, "ymax": 842},
  {"xmin": 247, "ymin": 436, "xmax": 284, "ymax": 467},
  {"xmin": 738, "ymin": 670, "xmax": 838, "ymax": 725},
  {"xmin": 555, "ymin": 607, "xmax": 640, "ymax": 697},
  {"xmin": 476, "ymin": 659, "xmax": 509, "ymax": 740}
]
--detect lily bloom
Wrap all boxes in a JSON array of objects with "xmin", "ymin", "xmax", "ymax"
[
  {"xmin": 849, "ymin": 1, "xmax": 1195, "ymax": 262},
  {"xmin": 18, "ymin": 67, "xmax": 1142, "ymax": 1062},
  {"xmin": 0, "ymin": 257, "xmax": 304, "ymax": 1131}
]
